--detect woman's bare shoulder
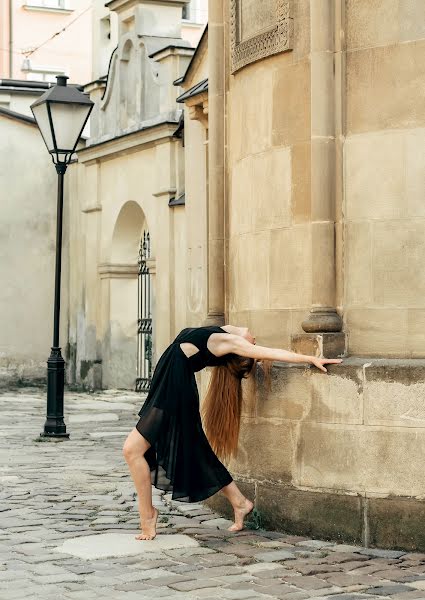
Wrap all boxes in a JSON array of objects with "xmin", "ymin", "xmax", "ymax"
[
  {"xmin": 220, "ymin": 324, "xmax": 241, "ymax": 335},
  {"xmin": 207, "ymin": 332, "xmax": 240, "ymax": 357}
]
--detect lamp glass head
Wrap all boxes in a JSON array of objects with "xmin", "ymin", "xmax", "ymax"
[{"xmin": 30, "ymin": 75, "xmax": 93, "ymax": 165}]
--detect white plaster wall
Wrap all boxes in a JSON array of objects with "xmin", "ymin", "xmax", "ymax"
[
  {"xmin": 0, "ymin": 117, "xmax": 69, "ymax": 384},
  {"xmin": 0, "ymin": 92, "xmax": 41, "ymax": 117}
]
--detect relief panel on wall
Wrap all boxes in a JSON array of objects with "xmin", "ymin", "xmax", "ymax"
[{"xmin": 230, "ymin": 0, "xmax": 293, "ymax": 73}]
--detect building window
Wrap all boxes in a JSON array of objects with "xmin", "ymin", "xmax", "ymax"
[
  {"xmin": 26, "ymin": 0, "xmax": 68, "ymax": 9},
  {"xmin": 182, "ymin": 1, "xmax": 207, "ymax": 24},
  {"xmin": 182, "ymin": 4, "xmax": 190, "ymax": 20},
  {"xmin": 22, "ymin": 60, "xmax": 66, "ymax": 83},
  {"xmin": 26, "ymin": 71, "xmax": 65, "ymax": 83},
  {"xmin": 100, "ymin": 15, "xmax": 112, "ymax": 41}
]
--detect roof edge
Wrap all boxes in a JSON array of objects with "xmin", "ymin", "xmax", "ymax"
[
  {"xmin": 148, "ymin": 43, "xmax": 194, "ymax": 59},
  {"xmin": 0, "ymin": 78, "xmax": 84, "ymax": 91},
  {"xmin": 173, "ymin": 23, "xmax": 208, "ymax": 86},
  {"xmin": 0, "ymin": 106, "xmax": 36, "ymax": 126},
  {"xmin": 176, "ymin": 77, "xmax": 208, "ymax": 103}
]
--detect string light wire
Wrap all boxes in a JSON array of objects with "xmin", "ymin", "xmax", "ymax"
[
  {"xmin": 24, "ymin": 5, "xmax": 92, "ymax": 58},
  {"xmin": 0, "ymin": 5, "xmax": 91, "ymax": 60}
]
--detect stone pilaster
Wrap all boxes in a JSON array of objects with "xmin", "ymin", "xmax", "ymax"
[
  {"xmin": 292, "ymin": 0, "xmax": 346, "ymax": 358},
  {"xmin": 204, "ymin": 0, "xmax": 225, "ymax": 326}
]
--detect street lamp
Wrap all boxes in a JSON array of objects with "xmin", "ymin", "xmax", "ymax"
[{"xmin": 30, "ymin": 75, "xmax": 94, "ymax": 438}]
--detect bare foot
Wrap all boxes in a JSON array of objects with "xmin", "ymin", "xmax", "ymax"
[
  {"xmin": 228, "ymin": 498, "xmax": 254, "ymax": 532},
  {"xmin": 135, "ymin": 507, "xmax": 158, "ymax": 540}
]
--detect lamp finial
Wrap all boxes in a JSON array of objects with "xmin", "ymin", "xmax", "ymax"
[{"xmin": 56, "ymin": 75, "xmax": 69, "ymax": 87}]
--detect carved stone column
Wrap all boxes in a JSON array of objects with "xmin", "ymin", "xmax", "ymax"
[
  {"xmin": 204, "ymin": 0, "xmax": 225, "ymax": 326},
  {"xmin": 291, "ymin": 0, "xmax": 346, "ymax": 358}
]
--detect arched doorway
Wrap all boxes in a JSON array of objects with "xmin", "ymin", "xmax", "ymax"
[
  {"xmin": 136, "ymin": 230, "xmax": 153, "ymax": 392},
  {"xmin": 106, "ymin": 201, "xmax": 154, "ymax": 390}
]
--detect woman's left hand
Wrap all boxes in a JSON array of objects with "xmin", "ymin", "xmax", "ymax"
[{"xmin": 310, "ymin": 357, "xmax": 343, "ymax": 373}]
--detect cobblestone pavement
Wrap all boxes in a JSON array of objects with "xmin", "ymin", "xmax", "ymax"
[{"xmin": 1, "ymin": 388, "xmax": 425, "ymax": 600}]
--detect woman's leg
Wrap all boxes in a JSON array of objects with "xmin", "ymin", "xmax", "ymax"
[
  {"xmin": 221, "ymin": 481, "xmax": 254, "ymax": 532},
  {"xmin": 122, "ymin": 428, "xmax": 158, "ymax": 540}
]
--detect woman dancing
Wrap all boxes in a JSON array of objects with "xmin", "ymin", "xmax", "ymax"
[{"xmin": 123, "ymin": 324, "xmax": 343, "ymax": 540}]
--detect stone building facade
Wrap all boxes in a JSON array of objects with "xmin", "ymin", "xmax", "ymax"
[
  {"xmin": 0, "ymin": 0, "xmax": 92, "ymax": 83},
  {"xmin": 0, "ymin": 0, "xmax": 206, "ymax": 389},
  {"xmin": 177, "ymin": 1, "xmax": 425, "ymax": 550},
  {"xmin": 67, "ymin": 0, "xmax": 196, "ymax": 389},
  {"xmin": 4, "ymin": 0, "xmax": 424, "ymax": 550}
]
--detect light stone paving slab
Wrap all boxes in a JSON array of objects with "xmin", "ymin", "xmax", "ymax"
[
  {"xmin": 69, "ymin": 413, "xmax": 119, "ymax": 423},
  {"xmin": 220, "ymin": 591, "xmax": 273, "ymax": 599},
  {"xmin": 358, "ymin": 547, "xmax": 406, "ymax": 559},
  {"xmin": 0, "ymin": 476, "xmax": 21, "ymax": 484},
  {"xmin": 255, "ymin": 549, "xmax": 298, "ymax": 561},
  {"xmin": 202, "ymin": 518, "xmax": 234, "ymax": 529},
  {"xmin": 409, "ymin": 580, "xmax": 425, "ymax": 589},
  {"xmin": 325, "ymin": 544, "xmax": 364, "ymax": 554},
  {"xmin": 244, "ymin": 562, "xmax": 287, "ymax": 574},
  {"xmin": 175, "ymin": 503, "xmax": 206, "ymax": 512},
  {"xmin": 73, "ymin": 401, "xmax": 135, "ymax": 411},
  {"xmin": 297, "ymin": 540, "xmax": 335, "ymax": 549},
  {"xmin": 55, "ymin": 533, "xmax": 199, "ymax": 559},
  {"xmin": 89, "ymin": 431, "xmax": 131, "ymax": 438}
]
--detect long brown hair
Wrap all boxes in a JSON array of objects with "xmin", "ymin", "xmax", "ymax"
[{"xmin": 201, "ymin": 354, "xmax": 257, "ymax": 461}]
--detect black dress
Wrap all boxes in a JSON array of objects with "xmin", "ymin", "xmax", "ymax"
[{"xmin": 135, "ymin": 326, "xmax": 233, "ymax": 502}]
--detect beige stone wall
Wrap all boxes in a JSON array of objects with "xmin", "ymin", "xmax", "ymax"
[
  {"xmin": 201, "ymin": 359, "xmax": 425, "ymax": 549},
  {"xmin": 0, "ymin": 117, "xmax": 68, "ymax": 385},
  {"xmin": 344, "ymin": 0, "xmax": 425, "ymax": 357},
  {"xmin": 200, "ymin": 1, "xmax": 425, "ymax": 549},
  {"xmin": 234, "ymin": 361, "xmax": 425, "ymax": 498},
  {"xmin": 69, "ymin": 130, "xmax": 187, "ymax": 389},
  {"xmin": 226, "ymin": 0, "xmax": 311, "ymax": 349},
  {"xmin": 179, "ymin": 49, "xmax": 209, "ymax": 326},
  {"xmin": 224, "ymin": 1, "xmax": 425, "ymax": 356},
  {"xmin": 182, "ymin": 119, "xmax": 209, "ymax": 327},
  {"xmin": 66, "ymin": 0, "xmax": 192, "ymax": 389}
]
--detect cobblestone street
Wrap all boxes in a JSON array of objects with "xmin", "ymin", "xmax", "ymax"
[{"xmin": 1, "ymin": 388, "xmax": 425, "ymax": 600}]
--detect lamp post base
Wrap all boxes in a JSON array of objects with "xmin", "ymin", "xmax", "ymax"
[
  {"xmin": 39, "ymin": 431, "xmax": 70, "ymax": 439},
  {"xmin": 42, "ymin": 347, "xmax": 69, "ymax": 438}
]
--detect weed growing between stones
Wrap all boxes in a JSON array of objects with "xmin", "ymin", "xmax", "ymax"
[{"xmin": 245, "ymin": 508, "xmax": 264, "ymax": 530}]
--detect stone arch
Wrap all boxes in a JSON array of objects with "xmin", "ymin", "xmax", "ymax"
[
  {"xmin": 111, "ymin": 200, "xmax": 147, "ymax": 263},
  {"xmin": 104, "ymin": 200, "xmax": 152, "ymax": 389}
]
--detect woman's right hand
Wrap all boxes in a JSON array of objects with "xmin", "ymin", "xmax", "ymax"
[{"xmin": 309, "ymin": 356, "xmax": 343, "ymax": 373}]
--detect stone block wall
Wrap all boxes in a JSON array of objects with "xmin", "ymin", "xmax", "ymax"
[
  {"xmin": 344, "ymin": 0, "xmax": 425, "ymax": 356},
  {"xmin": 206, "ymin": 360, "xmax": 425, "ymax": 551},
  {"xmin": 226, "ymin": 0, "xmax": 312, "ymax": 350},
  {"xmin": 224, "ymin": 0, "xmax": 425, "ymax": 357},
  {"xmin": 212, "ymin": 2, "xmax": 425, "ymax": 549}
]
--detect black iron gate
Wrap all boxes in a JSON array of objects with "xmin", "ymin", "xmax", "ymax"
[{"xmin": 136, "ymin": 231, "xmax": 153, "ymax": 392}]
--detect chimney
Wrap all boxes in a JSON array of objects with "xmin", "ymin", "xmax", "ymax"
[{"xmin": 105, "ymin": 0, "xmax": 190, "ymax": 39}]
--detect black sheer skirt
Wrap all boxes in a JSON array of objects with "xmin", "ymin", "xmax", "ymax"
[{"xmin": 135, "ymin": 339, "xmax": 233, "ymax": 503}]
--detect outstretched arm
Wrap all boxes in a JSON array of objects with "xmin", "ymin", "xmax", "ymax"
[
  {"xmin": 214, "ymin": 334, "xmax": 343, "ymax": 373},
  {"xmin": 218, "ymin": 334, "xmax": 311, "ymax": 363}
]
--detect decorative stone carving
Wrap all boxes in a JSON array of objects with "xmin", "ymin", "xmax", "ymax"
[{"xmin": 230, "ymin": 0, "xmax": 292, "ymax": 73}]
